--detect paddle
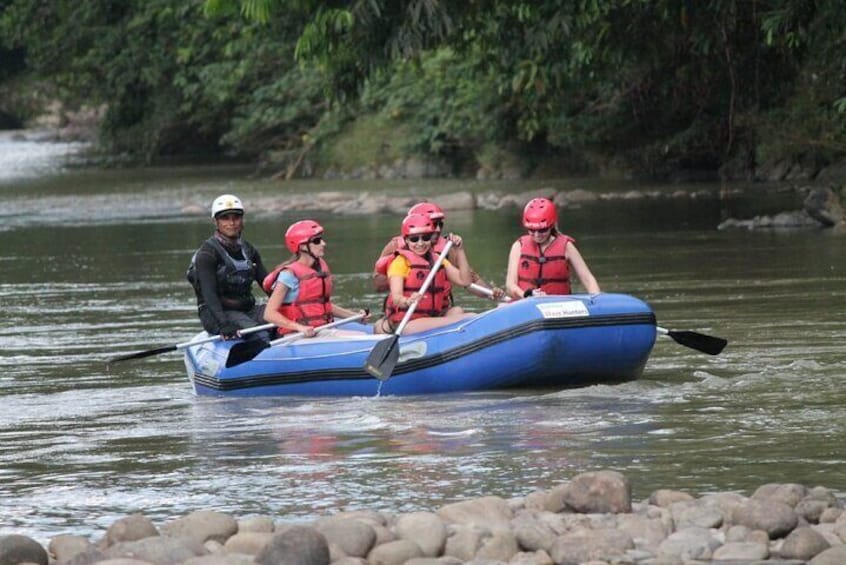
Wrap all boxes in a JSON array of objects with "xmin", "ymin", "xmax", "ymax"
[
  {"xmin": 107, "ymin": 322, "xmax": 276, "ymax": 365},
  {"xmin": 468, "ymin": 283, "xmax": 727, "ymax": 356},
  {"xmin": 364, "ymin": 239, "xmax": 455, "ymax": 380},
  {"xmin": 656, "ymin": 326, "xmax": 727, "ymax": 355},
  {"xmin": 225, "ymin": 312, "xmax": 368, "ymax": 368}
]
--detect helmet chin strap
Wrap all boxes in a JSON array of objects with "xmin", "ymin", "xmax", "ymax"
[{"xmin": 299, "ymin": 245, "xmax": 318, "ymax": 262}]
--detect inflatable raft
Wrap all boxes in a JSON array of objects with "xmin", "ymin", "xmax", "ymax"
[{"xmin": 183, "ymin": 293, "xmax": 657, "ymax": 396}]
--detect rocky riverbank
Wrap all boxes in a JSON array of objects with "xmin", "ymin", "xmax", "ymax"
[{"xmin": 2, "ymin": 470, "xmax": 845, "ymax": 565}]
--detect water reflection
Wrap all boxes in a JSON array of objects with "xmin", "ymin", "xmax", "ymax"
[{"xmin": 1, "ymin": 137, "xmax": 844, "ymax": 544}]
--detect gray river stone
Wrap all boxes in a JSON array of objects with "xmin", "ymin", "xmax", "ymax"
[
  {"xmin": 314, "ymin": 517, "xmax": 376, "ymax": 558},
  {"xmin": 730, "ymin": 499, "xmax": 800, "ymax": 539},
  {"xmin": 778, "ymin": 526, "xmax": 831, "ymax": 560},
  {"xmin": 254, "ymin": 526, "xmax": 329, "ymax": 565},
  {"xmin": 0, "ymin": 534, "xmax": 49, "ymax": 565},
  {"xmin": 394, "ymin": 512, "xmax": 446, "ymax": 557}
]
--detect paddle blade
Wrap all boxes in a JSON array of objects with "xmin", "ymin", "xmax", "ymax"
[
  {"xmin": 364, "ymin": 336, "xmax": 400, "ymax": 381},
  {"xmin": 667, "ymin": 330, "xmax": 727, "ymax": 355},
  {"xmin": 225, "ymin": 340, "xmax": 270, "ymax": 368},
  {"xmin": 108, "ymin": 344, "xmax": 177, "ymax": 365}
]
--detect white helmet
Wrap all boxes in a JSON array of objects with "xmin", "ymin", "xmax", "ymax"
[{"xmin": 211, "ymin": 194, "xmax": 245, "ymax": 218}]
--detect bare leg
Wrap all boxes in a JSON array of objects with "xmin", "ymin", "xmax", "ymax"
[{"xmin": 401, "ymin": 312, "xmax": 475, "ymax": 335}]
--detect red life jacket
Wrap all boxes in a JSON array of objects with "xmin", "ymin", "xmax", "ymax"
[
  {"xmin": 385, "ymin": 249, "xmax": 451, "ymax": 323},
  {"xmin": 373, "ymin": 236, "xmax": 406, "ymax": 278},
  {"xmin": 268, "ymin": 259, "xmax": 333, "ymax": 335},
  {"xmin": 516, "ymin": 233, "xmax": 574, "ymax": 295}
]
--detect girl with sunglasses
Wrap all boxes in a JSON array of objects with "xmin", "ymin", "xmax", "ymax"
[
  {"xmin": 263, "ymin": 220, "xmax": 368, "ymax": 337},
  {"xmin": 375, "ymin": 214, "xmax": 475, "ymax": 335},
  {"xmin": 372, "ymin": 201, "xmax": 504, "ymax": 300},
  {"xmin": 505, "ymin": 197, "xmax": 600, "ymax": 300}
]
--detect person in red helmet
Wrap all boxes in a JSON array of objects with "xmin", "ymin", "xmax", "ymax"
[
  {"xmin": 505, "ymin": 197, "xmax": 600, "ymax": 299},
  {"xmin": 263, "ymin": 220, "xmax": 368, "ymax": 337},
  {"xmin": 372, "ymin": 201, "xmax": 504, "ymax": 300},
  {"xmin": 375, "ymin": 214, "xmax": 475, "ymax": 335},
  {"xmin": 186, "ymin": 194, "xmax": 270, "ymax": 341}
]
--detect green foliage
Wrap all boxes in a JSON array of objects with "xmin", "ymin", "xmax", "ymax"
[
  {"xmin": 359, "ymin": 49, "xmax": 500, "ymax": 157},
  {"xmin": 2, "ymin": 0, "xmax": 844, "ymax": 174}
]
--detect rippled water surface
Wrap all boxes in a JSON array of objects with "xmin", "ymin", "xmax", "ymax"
[{"xmin": 1, "ymin": 135, "xmax": 845, "ymax": 544}]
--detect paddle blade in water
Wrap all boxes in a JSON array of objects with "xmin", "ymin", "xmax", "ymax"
[
  {"xmin": 667, "ymin": 330, "xmax": 727, "ymax": 355},
  {"xmin": 225, "ymin": 340, "xmax": 269, "ymax": 368},
  {"xmin": 108, "ymin": 344, "xmax": 177, "ymax": 365},
  {"xmin": 364, "ymin": 336, "xmax": 400, "ymax": 381}
]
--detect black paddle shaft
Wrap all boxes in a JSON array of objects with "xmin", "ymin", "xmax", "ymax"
[{"xmin": 108, "ymin": 344, "xmax": 177, "ymax": 365}]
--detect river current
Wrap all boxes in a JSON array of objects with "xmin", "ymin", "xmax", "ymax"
[{"xmin": 1, "ymin": 132, "xmax": 844, "ymax": 544}]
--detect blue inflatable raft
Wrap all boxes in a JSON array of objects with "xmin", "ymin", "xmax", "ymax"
[{"xmin": 183, "ymin": 293, "xmax": 657, "ymax": 396}]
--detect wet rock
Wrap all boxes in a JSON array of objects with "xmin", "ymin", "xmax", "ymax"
[
  {"xmin": 314, "ymin": 517, "xmax": 376, "ymax": 558},
  {"xmin": 648, "ymin": 489, "xmax": 694, "ymax": 507},
  {"xmin": 615, "ymin": 513, "xmax": 670, "ymax": 552},
  {"xmin": 101, "ymin": 514, "xmax": 159, "ymax": 548},
  {"xmin": 48, "ymin": 535, "xmax": 94, "ymax": 563},
  {"xmin": 511, "ymin": 511, "xmax": 558, "ymax": 552},
  {"xmin": 365, "ymin": 539, "xmax": 423, "ymax": 565},
  {"xmin": 730, "ymin": 499, "xmax": 799, "ymax": 538},
  {"xmin": 255, "ymin": 526, "xmax": 329, "ymax": 565},
  {"xmin": 656, "ymin": 526, "xmax": 720, "ymax": 561},
  {"xmin": 811, "ymin": 545, "xmax": 846, "ymax": 564},
  {"xmin": 236, "ymin": 516, "xmax": 275, "ymax": 533},
  {"xmin": 473, "ymin": 530, "xmax": 519, "ymax": 561},
  {"xmin": 58, "ymin": 547, "xmax": 108, "ymax": 565},
  {"xmin": 182, "ymin": 554, "xmax": 254, "ymax": 565},
  {"xmin": 803, "ymin": 186, "xmax": 845, "ymax": 227},
  {"xmin": 778, "ymin": 526, "xmax": 830, "ymax": 560},
  {"xmin": 394, "ymin": 512, "xmax": 446, "ymax": 557},
  {"xmin": 796, "ymin": 499, "xmax": 832, "ymax": 524},
  {"xmin": 670, "ymin": 500, "xmax": 724, "ymax": 529},
  {"xmin": 221, "ymin": 532, "xmax": 273, "ymax": 555},
  {"xmin": 712, "ymin": 540, "xmax": 770, "ymax": 560},
  {"xmin": 104, "ymin": 536, "xmax": 200, "ymax": 564},
  {"xmin": 549, "ymin": 528, "xmax": 634, "ymax": 564},
  {"xmin": 505, "ymin": 550, "xmax": 553, "ymax": 565},
  {"xmin": 0, "ymin": 534, "xmax": 49, "ymax": 565},
  {"xmin": 555, "ymin": 189, "xmax": 599, "ymax": 207},
  {"xmin": 752, "ymin": 483, "xmax": 810, "ymax": 508},
  {"xmin": 559, "ymin": 470, "xmax": 632, "ymax": 514},
  {"xmin": 443, "ymin": 525, "xmax": 487, "ymax": 561},
  {"xmin": 437, "ymin": 496, "xmax": 513, "ymax": 531},
  {"xmin": 160, "ymin": 511, "xmax": 238, "ymax": 545},
  {"xmin": 718, "ymin": 209, "xmax": 820, "ymax": 230}
]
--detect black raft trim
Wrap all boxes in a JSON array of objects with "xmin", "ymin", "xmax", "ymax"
[{"xmin": 192, "ymin": 312, "xmax": 656, "ymax": 391}]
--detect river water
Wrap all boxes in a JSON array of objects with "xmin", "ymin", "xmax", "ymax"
[{"xmin": 1, "ymin": 132, "xmax": 845, "ymax": 544}]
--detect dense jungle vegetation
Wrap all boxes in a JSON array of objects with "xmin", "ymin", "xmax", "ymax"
[{"xmin": 1, "ymin": 0, "xmax": 844, "ymax": 179}]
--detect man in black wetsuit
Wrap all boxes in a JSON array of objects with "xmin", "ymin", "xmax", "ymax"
[{"xmin": 187, "ymin": 194, "xmax": 270, "ymax": 340}]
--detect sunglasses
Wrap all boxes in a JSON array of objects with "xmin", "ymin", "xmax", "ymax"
[
  {"xmin": 406, "ymin": 233, "xmax": 434, "ymax": 244},
  {"xmin": 308, "ymin": 236, "xmax": 325, "ymax": 245},
  {"xmin": 528, "ymin": 227, "xmax": 550, "ymax": 234},
  {"xmin": 432, "ymin": 220, "xmax": 444, "ymax": 230}
]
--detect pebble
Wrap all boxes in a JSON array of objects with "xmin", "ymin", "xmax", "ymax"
[{"xmin": 2, "ymin": 470, "xmax": 845, "ymax": 565}]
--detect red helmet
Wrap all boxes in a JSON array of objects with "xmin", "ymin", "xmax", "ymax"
[
  {"xmin": 401, "ymin": 214, "xmax": 435, "ymax": 237},
  {"xmin": 522, "ymin": 197, "xmax": 558, "ymax": 230},
  {"xmin": 407, "ymin": 202, "xmax": 445, "ymax": 221},
  {"xmin": 285, "ymin": 220, "xmax": 324, "ymax": 253}
]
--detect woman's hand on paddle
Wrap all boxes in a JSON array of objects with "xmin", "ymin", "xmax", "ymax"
[
  {"xmin": 359, "ymin": 308, "xmax": 371, "ymax": 322},
  {"xmin": 402, "ymin": 293, "xmax": 421, "ymax": 308},
  {"xmin": 447, "ymin": 233, "xmax": 463, "ymax": 249},
  {"xmin": 490, "ymin": 286, "xmax": 505, "ymax": 300},
  {"xmin": 297, "ymin": 324, "xmax": 316, "ymax": 337}
]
